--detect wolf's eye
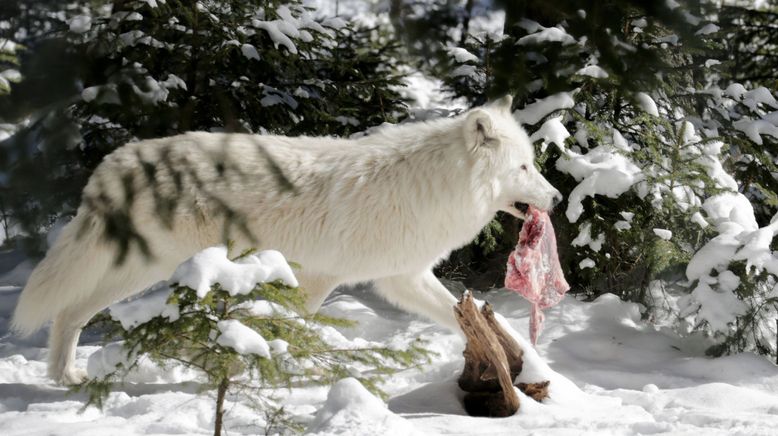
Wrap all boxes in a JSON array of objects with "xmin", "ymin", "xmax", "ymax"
[{"xmin": 520, "ymin": 164, "xmax": 528, "ymax": 171}]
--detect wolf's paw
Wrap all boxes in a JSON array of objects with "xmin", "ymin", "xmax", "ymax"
[{"xmin": 53, "ymin": 367, "xmax": 88, "ymax": 385}]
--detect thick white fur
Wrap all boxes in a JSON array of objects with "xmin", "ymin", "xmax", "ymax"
[{"xmin": 12, "ymin": 96, "xmax": 561, "ymax": 384}]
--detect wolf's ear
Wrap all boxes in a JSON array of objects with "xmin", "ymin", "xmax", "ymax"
[
  {"xmin": 492, "ymin": 94, "xmax": 513, "ymax": 113},
  {"xmin": 464, "ymin": 109, "xmax": 495, "ymax": 150}
]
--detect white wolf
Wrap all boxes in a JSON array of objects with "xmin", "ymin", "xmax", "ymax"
[{"xmin": 12, "ymin": 95, "xmax": 561, "ymax": 384}]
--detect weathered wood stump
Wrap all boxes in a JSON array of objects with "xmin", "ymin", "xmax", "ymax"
[{"xmin": 454, "ymin": 291, "xmax": 550, "ymax": 417}]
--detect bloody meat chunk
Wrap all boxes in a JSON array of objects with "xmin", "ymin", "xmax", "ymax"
[{"xmin": 505, "ymin": 206, "xmax": 570, "ymax": 345}]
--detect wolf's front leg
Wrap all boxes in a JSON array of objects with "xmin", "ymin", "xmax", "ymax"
[
  {"xmin": 373, "ymin": 270, "xmax": 460, "ymax": 332},
  {"xmin": 48, "ymin": 310, "xmax": 91, "ymax": 384}
]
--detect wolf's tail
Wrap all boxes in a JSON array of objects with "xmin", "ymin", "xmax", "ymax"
[{"xmin": 11, "ymin": 213, "xmax": 111, "ymax": 336}]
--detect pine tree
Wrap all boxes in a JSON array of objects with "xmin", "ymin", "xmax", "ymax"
[
  {"xmin": 414, "ymin": 0, "xmax": 778, "ymax": 358},
  {"xmin": 0, "ymin": 0, "xmax": 408, "ymax": 253},
  {"xmin": 78, "ymin": 246, "xmax": 429, "ymax": 435}
]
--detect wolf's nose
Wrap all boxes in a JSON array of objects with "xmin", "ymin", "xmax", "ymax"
[{"xmin": 552, "ymin": 192, "xmax": 563, "ymax": 208}]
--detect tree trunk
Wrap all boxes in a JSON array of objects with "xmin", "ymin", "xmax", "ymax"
[
  {"xmin": 454, "ymin": 292, "xmax": 549, "ymax": 417},
  {"xmin": 214, "ymin": 377, "xmax": 229, "ymax": 436}
]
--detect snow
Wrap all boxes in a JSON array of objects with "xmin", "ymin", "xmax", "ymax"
[
  {"xmin": 652, "ymin": 228, "xmax": 672, "ymax": 240},
  {"xmin": 743, "ymin": 86, "xmax": 778, "ymax": 110},
  {"xmin": 161, "ymin": 74, "xmax": 186, "ymax": 91},
  {"xmin": 612, "ymin": 129, "xmax": 629, "ymax": 151},
  {"xmin": 119, "ymin": 30, "xmax": 164, "ymax": 48},
  {"xmin": 702, "ymin": 192, "xmax": 758, "ymax": 233},
  {"xmin": 529, "ymin": 116, "xmax": 570, "ymax": 151},
  {"xmin": 684, "ymin": 281, "xmax": 747, "ymax": 332},
  {"xmin": 725, "ymin": 83, "xmax": 747, "ymax": 100},
  {"xmin": 686, "ymin": 231, "xmax": 740, "ymax": 283},
  {"xmin": 451, "ymin": 64, "xmax": 479, "ymax": 79},
  {"xmin": 576, "ymin": 65, "xmax": 609, "ymax": 79},
  {"xmin": 555, "ymin": 145, "xmax": 644, "ymax": 223},
  {"xmin": 735, "ymin": 223, "xmax": 778, "ymax": 275},
  {"xmin": 514, "ymin": 92, "xmax": 575, "ymax": 125},
  {"xmin": 681, "ymin": 191, "xmax": 778, "ymax": 334},
  {"xmin": 81, "ymin": 86, "xmax": 99, "ymax": 102},
  {"xmin": 571, "ymin": 222, "xmax": 604, "ymax": 252},
  {"xmin": 253, "ymin": 17, "xmax": 298, "ymax": 54},
  {"xmin": 308, "ymin": 378, "xmax": 420, "ymax": 435},
  {"xmin": 691, "ymin": 211, "xmax": 709, "ymax": 228},
  {"xmin": 614, "ymin": 220, "xmax": 631, "ymax": 231},
  {"xmin": 216, "ymin": 319, "xmax": 271, "ymax": 358},
  {"xmin": 269, "ymin": 338, "xmax": 288, "ymax": 354},
  {"xmin": 734, "ymin": 118, "xmax": 778, "ymax": 145},
  {"xmin": 448, "ymin": 47, "xmax": 478, "ymax": 64},
  {"xmin": 517, "ymin": 27, "xmax": 576, "ymax": 46},
  {"xmin": 696, "ymin": 23, "xmax": 720, "ymax": 35},
  {"xmin": 87, "ymin": 342, "xmax": 198, "ymax": 383},
  {"xmin": 260, "ymin": 85, "xmax": 298, "ymax": 109},
  {"xmin": 2, "ymin": 281, "xmax": 778, "ymax": 434},
  {"xmin": 579, "ymin": 258, "xmax": 596, "ymax": 269},
  {"xmin": 0, "ymin": 38, "xmax": 19, "ymax": 54},
  {"xmin": 635, "ymin": 92, "xmax": 659, "ymax": 116},
  {"xmin": 130, "ymin": 77, "xmax": 169, "ymax": 105},
  {"xmin": 242, "ymin": 299, "xmax": 295, "ymax": 318},
  {"xmin": 169, "ymin": 246, "xmax": 298, "ymax": 298},
  {"xmin": 108, "ymin": 284, "xmax": 179, "ymax": 330},
  {"xmin": 68, "ymin": 15, "xmax": 91, "ymax": 34},
  {"xmin": 250, "ymin": 5, "xmax": 323, "ymax": 55},
  {"xmin": 240, "ymin": 43, "xmax": 260, "ymax": 60},
  {"xmin": 112, "ymin": 11, "xmax": 143, "ymax": 22},
  {"xmin": 0, "ymin": 69, "xmax": 20, "ymax": 87},
  {"xmin": 399, "ymin": 71, "xmax": 466, "ymax": 111}
]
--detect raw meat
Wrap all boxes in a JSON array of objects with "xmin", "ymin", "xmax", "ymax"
[{"xmin": 505, "ymin": 206, "xmax": 570, "ymax": 345}]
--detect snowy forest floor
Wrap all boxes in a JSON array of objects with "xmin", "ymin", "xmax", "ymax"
[{"xmin": 0, "ymin": 249, "xmax": 777, "ymax": 435}]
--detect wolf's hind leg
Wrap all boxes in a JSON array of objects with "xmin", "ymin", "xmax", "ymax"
[
  {"xmin": 297, "ymin": 273, "xmax": 340, "ymax": 314},
  {"xmin": 47, "ymin": 259, "xmax": 174, "ymax": 385},
  {"xmin": 47, "ymin": 301, "xmax": 106, "ymax": 385}
]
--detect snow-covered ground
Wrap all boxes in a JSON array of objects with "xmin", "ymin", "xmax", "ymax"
[{"xmin": 0, "ymin": 251, "xmax": 777, "ymax": 435}]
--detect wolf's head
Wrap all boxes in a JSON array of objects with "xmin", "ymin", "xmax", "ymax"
[{"xmin": 462, "ymin": 95, "xmax": 562, "ymax": 218}]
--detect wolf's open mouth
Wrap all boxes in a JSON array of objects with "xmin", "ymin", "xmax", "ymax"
[{"xmin": 513, "ymin": 202, "xmax": 529, "ymax": 214}]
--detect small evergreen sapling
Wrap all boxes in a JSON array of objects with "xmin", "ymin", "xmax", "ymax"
[{"xmin": 77, "ymin": 246, "xmax": 429, "ymax": 436}]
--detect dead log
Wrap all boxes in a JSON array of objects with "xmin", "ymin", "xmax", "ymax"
[
  {"xmin": 454, "ymin": 292, "xmax": 550, "ymax": 417},
  {"xmin": 455, "ymin": 292, "xmax": 520, "ymax": 417}
]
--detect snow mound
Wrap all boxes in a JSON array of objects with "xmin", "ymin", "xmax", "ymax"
[
  {"xmin": 493, "ymin": 312, "xmax": 585, "ymax": 404},
  {"xmin": 307, "ymin": 378, "xmax": 420, "ymax": 436},
  {"xmin": 170, "ymin": 246, "xmax": 298, "ymax": 298}
]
